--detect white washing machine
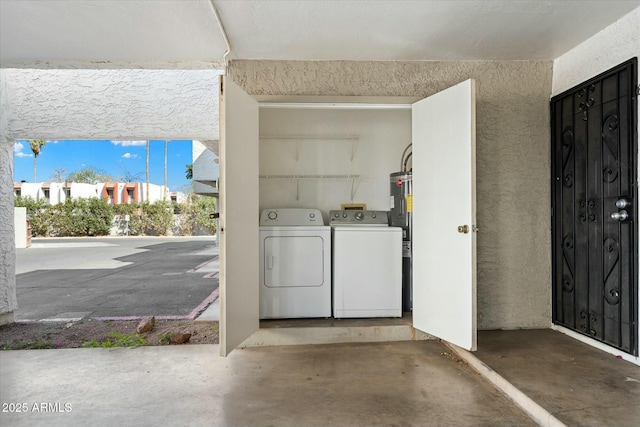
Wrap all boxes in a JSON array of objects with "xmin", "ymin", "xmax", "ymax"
[
  {"xmin": 330, "ymin": 210, "xmax": 402, "ymax": 318},
  {"xmin": 259, "ymin": 208, "xmax": 331, "ymax": 319}
]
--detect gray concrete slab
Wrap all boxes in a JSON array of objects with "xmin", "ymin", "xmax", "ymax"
[
  {"xmin": 0, "ymin": 341, "xmax": 536, "ymax": 427},
  {"xmin": 15, "ymin": 237, "xmax": 219, "ymax": 320},
  {"xmin": 474, "ymin": 329, "xmax": 640, "ymax": 427}
]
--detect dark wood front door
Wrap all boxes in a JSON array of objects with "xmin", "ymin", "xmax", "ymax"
[{"xmin": 551, "ymin": 59, "xmax": 638, "ymax": 355}]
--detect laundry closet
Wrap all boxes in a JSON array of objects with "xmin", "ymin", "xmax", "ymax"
[
  {"xmin": 219, "ymin": 77, "xmax": 477, "ymax": 356},
  {"xmin": 258, "ymin": 107, "xmax": 411, "ymax": 214}
]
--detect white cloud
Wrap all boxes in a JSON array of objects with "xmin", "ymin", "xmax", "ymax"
[
  {"xmin": 14, "ymin": 142, "xmax": 33, "ymax": 157},
  {"xmin": 121, "ymin": 153, "xmax": 138, "ymax": 159},
  {"xmin": 112, "ymin": 140, "xmax": 146, "ymax": 147}
]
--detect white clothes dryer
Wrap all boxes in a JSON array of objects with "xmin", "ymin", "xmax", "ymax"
[{"xmin": 259, "ymin": 208, "xmax": 331, "ymax": 319}]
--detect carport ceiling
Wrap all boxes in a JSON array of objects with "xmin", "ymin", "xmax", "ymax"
[{"xmin": 1, "ymin": 0, "xmax": 639, "ymax": 68}]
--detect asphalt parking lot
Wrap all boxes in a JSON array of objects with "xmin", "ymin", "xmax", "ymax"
[{"xmin": 15, "ymin": 236, "xmax": 219, "ymax": 321}]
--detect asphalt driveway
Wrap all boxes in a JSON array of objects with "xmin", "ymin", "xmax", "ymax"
[{"xmin": 14, "ymin": 236, "xmax": 219, "ymax": 321}]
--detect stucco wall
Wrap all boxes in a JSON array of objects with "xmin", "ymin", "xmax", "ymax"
[
  {"xmin": 0, "ymin": 70, "xmax": 17, "ymax": 320},
  {"xmin": 2, "ymin": 69, "xmax": 220, "ymax": 141},
  {"xmin": 0, "ymin": 139, "xmax": 17, "ymax": 318},
  {"xmin": 230, "ymin": 60, "xmax": 553, "ymax": 329}
]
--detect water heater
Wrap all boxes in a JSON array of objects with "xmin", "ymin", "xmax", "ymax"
[{"xmin": 390, "ymin": 171, "xmax": 412, "ymax": 311}]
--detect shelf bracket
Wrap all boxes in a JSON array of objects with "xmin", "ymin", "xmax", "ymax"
[
  {"xmin": 350, "ymin": 140, "xmax": 359, "ymax": 162},
  {"xmin": 350, "ymin": 177, "xmax": 360, "ymax": 201}
]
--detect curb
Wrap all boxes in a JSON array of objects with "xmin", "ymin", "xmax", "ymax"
[{"xmin": 444, "ymin": 342, "xmax": 566, "ymax": 427}]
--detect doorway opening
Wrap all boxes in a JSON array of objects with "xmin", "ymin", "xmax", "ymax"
[{"xmin": 7, "ymin": 139, "xmax": 221, "ymax": 349}]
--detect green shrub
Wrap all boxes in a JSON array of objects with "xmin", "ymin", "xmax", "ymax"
[
  {"xmin": 15, "ymin": 196, "xmax": 52, "ymax": 237},
  {"xmin": 14, "ymin": 194, "xmax": 217, "ymax": 237},
  {"xmin": 141, "ymin": 201, "xmax": 173, "ymax": 236},
  {"xmin": 177, "ymin": 194, "xmax": 217, "ymax": 236},
  {"xmin": 15, "ymin": 196, "xmax": 113, "ymax": 237},
  {"xmin": 113, "ymin": 203, "xmax": 143, "ymax": 236},
  {"xmin": 48, "ymin": 197, "xmax": 113, "ymax": 236}
]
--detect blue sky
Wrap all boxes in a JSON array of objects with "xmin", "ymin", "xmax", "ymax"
[{"xmin": 13, "ymin": 140, "xmax": 192, "ymax": 192}]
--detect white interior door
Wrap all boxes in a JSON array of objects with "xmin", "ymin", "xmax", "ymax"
[
  {"xmin": 219, "ymin": 76, "xmax": 260, "ymax": 356},
  {"xmin": 412, "ymin": 79, "xmax": 477, "ymax": 351}
]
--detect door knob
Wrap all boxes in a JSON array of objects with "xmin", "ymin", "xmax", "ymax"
[
  {"xmin": 615, "ymin": 198, "xmax": 631, "ymax": 209},
  {"xmin": 457, "ymin": 225, "xmax": 469, "ymax": 234},
  {"xmin": 611, "ymin": 210, "xmax": 629, "ymax": 221}
]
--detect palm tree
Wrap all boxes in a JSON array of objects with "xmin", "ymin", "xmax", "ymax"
[
  {"xmin": 145, "ymin": 140, "xmax": 150, "ymax": 202},
  {"xmin": 29, "ymin": 140, "xmax": 46, "ymax": 182},
  {"xmin": 163, "ymin": 140, "xmax": 168, "ymax": 202}
]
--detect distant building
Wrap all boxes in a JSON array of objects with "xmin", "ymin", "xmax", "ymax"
[
  {"xmin": 192, "ymin": 140, "xmax": 219, "ymax": 196},
  {"xmin": 13, "ymin": 182, "xmax": 186, "ymax": 205}
]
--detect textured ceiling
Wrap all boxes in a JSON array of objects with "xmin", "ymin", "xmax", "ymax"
[{"xmin": 1, "ymin": 0, "xmax": 639, "ymax": 68}]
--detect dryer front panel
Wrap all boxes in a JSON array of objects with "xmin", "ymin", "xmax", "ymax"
[{"xmin": 263, "ymin": 236, "xmax": 325, "ymax": 288}]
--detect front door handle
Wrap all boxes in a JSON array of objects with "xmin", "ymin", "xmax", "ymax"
[
  {"xmin": 616, "ymin": 198, "xmax": 631, "ymax": 209},
  {"xmin": 611, "ymin": 210, "xmax": 629, "ymax": 221}
]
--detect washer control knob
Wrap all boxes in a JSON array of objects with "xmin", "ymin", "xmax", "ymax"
[
  {"xmin": 309, "ymin": 212, "xmax": 315, "ymax": 219},
  {"xmin": 334, "ymin": 212, "xmax": 340, "ymax": 218},
  {"xmin": 268, "ymin": 211, "xmax": 277, "ymax": 220},
  {"xmin": 355, "ymin": 211, "xmax": 364, "ymax": 221},
  {"xmin": 371, "ymin": 213, "xmax": 377, "ymax": 218},
  {"xmin": 342, "ymin": 212, "xmax": 348, "ymax": 218}
]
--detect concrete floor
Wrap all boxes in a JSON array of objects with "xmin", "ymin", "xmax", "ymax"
[
  {"xmin": 0, "ymin": 340, "xmax": 536, "ymax": 427},
  {"xmin": 471, "ymin": 330, "xmax": 640, "ymax": 427}
]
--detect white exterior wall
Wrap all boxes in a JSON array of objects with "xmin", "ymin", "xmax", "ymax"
[
  {"xmin": 71, "ymin": 183, "xmax": 99, "ymax": 199},
  {"xmin": 13, "ymin": 207, "xmax": 27, "ymax": 249},
  {"xmin": 47, "ymin": 183, "xmax": 66, "ymax": 204},
  {"xmin": 552, "ymin": 7, "xmax": 640, "ymax": 95},
  {"xmin": 552, "ymin": 6, "xmax": 640, "ymax": 362},
  {"xmin": 17, "ymin": 183, "xmax": 42, "ymax": 200},
  {"xmin": 193, "ymin": 181, "xmax": 218, "ymax": 196},
  {"xmin": 192, "ymin": 140, "xmax": 219, "ymax": 196},
  {"xmin": 193, "ymin": 140, "xmax": 220, "ymax": 181},
  {"xmin": 0, "ymin": 69, "xmax": 221, "ymax": 319},
  {"xmin": 140, "ymin": 183, "xmax": 169, "ymax": 203}
]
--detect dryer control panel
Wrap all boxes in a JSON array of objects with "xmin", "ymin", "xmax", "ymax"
[
  {"xmin": 260, "ymin": 208, "xmax": 325, "ymax": 226},
  {"xmin": 329, "ymin": 210, "xmax": 390, "ymax": 226}
]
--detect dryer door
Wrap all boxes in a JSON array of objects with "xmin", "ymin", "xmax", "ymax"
[{"xmin": 264, "ymin": 236, "xmax": 325, "ymax": 288}]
